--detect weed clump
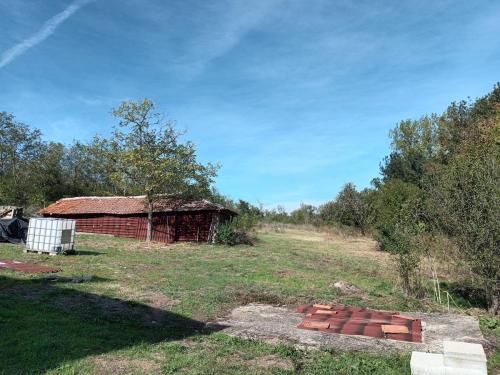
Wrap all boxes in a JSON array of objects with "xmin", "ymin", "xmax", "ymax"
[{"xmin": 214, "ymin": 219, "xmax": 253, "ymax": 246}]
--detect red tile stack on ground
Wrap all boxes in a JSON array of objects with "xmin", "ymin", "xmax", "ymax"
[
  {"xmin": 296, "ymin": 304, "xmax": 422, "ymax": 343},
  {"xmin": 0, "ymin": 260, "xmax": 60, "ymax": 274}
]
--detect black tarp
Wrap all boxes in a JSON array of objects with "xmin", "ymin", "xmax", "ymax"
[{"xmin": 0, "ymin": 218, "xmax": 28, "ymax": 244}]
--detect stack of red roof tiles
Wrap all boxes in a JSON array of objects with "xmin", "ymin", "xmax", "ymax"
[{"xmin": 296, "ymin": 304, "xmax": 422, "ymax": 343}]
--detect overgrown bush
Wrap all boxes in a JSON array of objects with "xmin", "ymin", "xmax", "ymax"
[
  {"xmin": 374, "ymin": 218, "xmax": 427, "ymax": 297},
  {"xmin": 330, "ymin": 183, "xmax": 372, "ymax": 235},
  {"xmin": 429, "ymin": 135, "xmax": 499, "ymax": 314},
  {"xmin": 235, "ymin": 212, "xmax": 259, "ymax": 232},
  {"xmin": 373, "ymin": 179, "xmax": 427, "ymax": 297},
  {"xmin": 214, "ymin": 218, "xmax": 253, "ymax": 246}
]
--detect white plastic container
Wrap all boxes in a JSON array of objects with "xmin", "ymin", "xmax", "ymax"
[{"xmin": 26, "ymin": 218, "xmax": 76, "ymax": 254}]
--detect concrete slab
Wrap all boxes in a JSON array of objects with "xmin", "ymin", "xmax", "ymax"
[
  {"xmin": 411, "ymin": 351, "xmax": 487, "ymax": 375},
  {"xmin": 444, "ymin": 361, "xmax": 487, "ymax": 373},
  {"xmin": 443, "ymin": 341, "xmax": 487, "ymax": 374},
  {"xmin": 444, "ymin": 367, "xmax": 486, "ymax": 375},
  {"xmin": 410, "ymin": 352, "xmax": 445, "ymax": 375},
  {"xmin": 443, "ymin": 340, "xmax": 486, "ymax": 361},
  {"xmin": 214, "ymin": 304, "xmax": 485, "ymax": 353}
]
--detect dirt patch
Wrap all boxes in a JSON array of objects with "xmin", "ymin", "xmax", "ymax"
[
  {"xmin": 93, "ymin": 356, "xmax": 160, "ymax": 375},
  {"xmin": 145, "ymin": 291, "xmax": 179, "ymax": 310},
  {"xmin": 121, "ymin": 241, "xmax": 171, "ymax": 252},
  {"xmin": 103, "ymin": 284, "xmax": 179, "ymax": 310},
  {"xmin": 275, "ymin": 269, "xmax": 293, "ymax": 277},
  {"xmin": 247, "ymin": 354, "xmax": 293, "ymax": 371},
  {"xmin": 0, "ymin": 260, "xmax": 60, "ymax": 274},
  {"xmin": 238, "ymin": 250, "xmax": 259, "ymax": 258},
  {"xmin": 214, "ymin": 304, "xmax": 486, "ymax": 354},
  {"xmin": 285, "ymin": 233, "xmax": 325, "ymax": 242},
  {"xmin": 227, "ymin": 352, "xmax": 294, "ymax": 372},
  {"xmin": 141, "ymin": 291, "xmax": 180, "ymax": 324}
]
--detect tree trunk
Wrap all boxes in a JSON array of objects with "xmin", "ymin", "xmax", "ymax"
[
  {"xmin": 488, "ymin": 294, "xmax": 499, "ymax": 315},
  {"xmin": 146, "ymin": 199, "xmax": 153, "ymax": 242}
]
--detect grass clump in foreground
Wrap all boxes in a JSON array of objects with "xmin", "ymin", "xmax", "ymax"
[{"xmin": 0, "ymin": 229, "xmax": 495, "ymax": 374}]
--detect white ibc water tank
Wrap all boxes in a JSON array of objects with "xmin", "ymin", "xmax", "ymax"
[{"xmin": 26, "ymin": 218, "xmax": 76, "ymax": 254}]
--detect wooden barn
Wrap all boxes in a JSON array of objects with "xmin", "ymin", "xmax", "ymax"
[{"xmin": 38, "ymin": 196, "xmax": 236, "ymax": 243}]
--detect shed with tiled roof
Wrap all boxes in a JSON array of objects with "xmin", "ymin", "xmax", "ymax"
[{"xmin": 39, "ymin": 196, "xmax": 236, "ymax": 243}]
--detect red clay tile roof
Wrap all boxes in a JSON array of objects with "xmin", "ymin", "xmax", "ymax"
[{"xmin": 38, "ymin": 196, "xmax": 236, "ymax": 216}]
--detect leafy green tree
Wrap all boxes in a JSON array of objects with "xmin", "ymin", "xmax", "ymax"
[
  {"xmin": 236, "ymin": 200, "xmax": 262, "ymax": 217},
  {"xmin": 62, "ymin": 140, "xmax": 117, "ymax": 197},
  {"xmin": 382, "ymin": 223, "xmax": 426, "ymax": 297},
  {"xmin": 232, "ymin": 200, "xmax": 261, "ymax": 231},
  {"xmin": 0, "ymin": 112, "xmax": 44, "ymax": 206},
  {"xmin": 108, "ymin": 99, "xmax": 218, "ymax": 241},
  {"xmin": 318, "ymin": 200, "xmax": 336, "ymax": 224},
  {"xmin": 429, "ymin": 113, "xmax": 500, "ymax": 314},
  {"xmin": 371, "ymin": 178, "xmax": 427, "ymax": 295},
  {"xmin": 34, "ymin": 142, "xmax": 66, "ymax": 204},
  {"xmin": 290, "ymin": 203, "xmax": 317, "ymax": 225},
  {"xmin": 333, "ymin": 183, "xmax": 371, "ymax": 235},
  {"xmin": 436, "ymin": 100, "xmax": 473, "ymax": 159},
  {"xmin": 263, "ymin": 205, "xmax": 290, "ymax": 223},
  {"xmin": 436, "ymin": 84, "xmax": 500, "ymax": 161},
  {"xmin": 381, "ymin": 116, "xmax": 439, "ymax": 186},
  {"xmin": 372, "ymin": 179, "xmax": 422, "ymax": 232}
]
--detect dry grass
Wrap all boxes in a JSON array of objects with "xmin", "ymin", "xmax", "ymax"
[
  {"xmin": 259, "ymin": 225, "xmax": 390, "ymax": 263},
  {"xmin": 93, "ymin": 356, "xmax": 160, "ymax": 375},
  {"xmin": 244, "ymin": 354, "xmax": 293, "ymax": 371}
]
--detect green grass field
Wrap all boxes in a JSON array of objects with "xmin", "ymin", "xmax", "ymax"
[{"xmin": 0, "ymin": 229, "xmax": 497, "ymax": 374}]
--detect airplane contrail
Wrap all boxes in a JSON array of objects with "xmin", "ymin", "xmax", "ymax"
[{"xmin": 0, "ymin": 0, "xmax": 93, "ymax": 69}]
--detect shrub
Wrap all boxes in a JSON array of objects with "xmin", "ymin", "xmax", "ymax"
[
  {"xmin": 429, "ymin": 140, "xmax": 500, "ymax": 314},
  {"xmin": 235, "ymin": 212, "xmax": 259, "ymax": 232},
  {"xmin": 332, "ymin": 183, "xmax": 371, "ymax": 235},
  {"xmin": 374, "ymin": 223, "xmax": 393, "ymax": 251},
  {"xmin": 375, "ymin": 221, "xmax": 425, "ymax": 297},
  {"xmin": 214, "ymin": 219, "xmax": 252, "ymax": 246},
  {"xmin": 373, "ymin": 179, "xmax": 427, "ymax": 297}
]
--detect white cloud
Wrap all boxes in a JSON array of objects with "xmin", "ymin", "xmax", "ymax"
[
  {"xmin": 0, "ymin": 0, "xmax": 93, "ymax": 69},
  {"xmin": 171, "ymin": 0, "xmax": 284, "ymax": 78}
]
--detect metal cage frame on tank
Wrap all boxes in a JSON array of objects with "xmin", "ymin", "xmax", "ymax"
[{"xmin": 25, "ymin": 218, "xmax": 76, "ymax": 255}]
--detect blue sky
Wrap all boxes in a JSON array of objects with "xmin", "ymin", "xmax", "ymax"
[{"xmin": 1, "ymin": 0, "xmax": 499, "ymax": 209}]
